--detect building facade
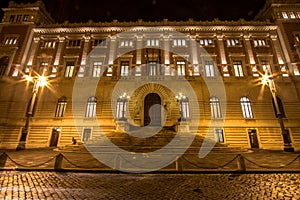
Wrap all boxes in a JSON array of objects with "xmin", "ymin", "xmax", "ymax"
[{"xmin": 0, "ymin": 0, "xmax": 300, "ymax": 151}]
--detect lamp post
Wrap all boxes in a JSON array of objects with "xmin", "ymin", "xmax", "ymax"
[
  {"xmin": 261, "ymin": 70, "xmax": 294, "ymax": 152},
  {"xmin": 16, "ymin": 74, "xmax": 48, "ymax": 150},
  {"xmin": 118, "ymin": 92, "xmax": 130, "ymax": 121},
  {"xmin": 176, "ymin": 93, "xmax": 188, "ymax": 122}
]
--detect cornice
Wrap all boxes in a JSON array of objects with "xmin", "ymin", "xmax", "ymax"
[{"xmin": 33, "ymin": 19, "xmax": 278, "ymax": 34}]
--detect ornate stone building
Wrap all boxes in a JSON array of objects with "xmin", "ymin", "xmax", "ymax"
[{"xmin": 0, "ymin": 0, "xmax": 300, "ymax": 152}]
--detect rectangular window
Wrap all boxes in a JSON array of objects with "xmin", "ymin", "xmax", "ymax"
[
  {"xmin": 215, "ymin": 129, "xmax": 224, "ymax": 143},
  {"xmin": 146, "ymin": 39, "xmax": 159, "ymax": 47},
  {"xmin": 120, "ymin": 39, "xmax": 133, "ymax": 47},
  {"xmin": 227, "ymin": 39, "xmax": 240, "ymax": 46},
  {"xmin": 289, "ymin": 12, "xmax": 296, "ymax": 19},
  {"xmin": 282, "ymin": 12, "xmax": 289, "ymax": 19},
  {"xmin": 9, "ymin": 15, "xmax": 15, "ymax": 22},
  {"xmin": 106, "ymin": 66, "xmax": 113, "ymax": 76},
  {"xmin": 65, "ymin": 61, "xmax": 75, "ymax": 77},
  {"xmin": 93, "ymin": 61, "xmax": 102, "ymax": 77},
  {"xmin": 44, "ymin": 41, "xmax": 56, "ymax": 48},
  {"xmin": 205, "ymin": 61, "xmax": 215, "ymax": 77},
  {"xmin": 173, "ymin": 39, "xmax": 186, "ymax": 47},
  {"xmin": 200, "ymin": 39, "xmax": 213, "ymax": 46},
  {"xmin": 233, "ymin": 61, "xmax": 244, "ymax": 77},
  {"xmin": 120, "ymin": 61, "xmax": 129, "ymax": 76},
  {"xmin": 23, "ymin": 15, "xmax": 29, "ymax": 22},
  {"xmin": 177, "ymin": 61, "xmax": 185, "ymax": 76},
  {"xmin": 93, "ymin": 39, "xmax": 107, "ymax": 47},
  {"xmin": 55, "ymin": 99, "xmax": 67, "ymax": 117},
  {"xmin": 16, "ymin": 15, "xmax": 22, "ymax": 22},
  {"xmin": 39, "ymin": 62, "xmax": 48, "ymax": 75},
  {"xmin": 68, "ymin": 40, "xmax": 81, "ymax": 47},
  {"xmin": 50, "ymin": 66, "xmax": 58, "ymax": 78},
  {"xmin": 254, "ymin": 39, "xmax": 267, "ymax": 47},
  {"xmin": 82, "ymin": 128, "xmax": 91, "ymax": 142},
  {"xmin": 4, "ymin": 36, "xmax": 18, "ymax": 46}
]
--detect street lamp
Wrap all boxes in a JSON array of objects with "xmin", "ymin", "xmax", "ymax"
[
  {"xmin": 175, "ymin": 93, "xmax": 189, "ymax": 122},
  {"xmin": 117, "ymin": 92, "xmax": 130, "ymax": 121},
  {"xmin": 16, "ymin": 74, "xmax": 48, "ymax": 150},
  {"xmin": 261, "ymin": 70, "xmax": 294, "ymax": 152}
]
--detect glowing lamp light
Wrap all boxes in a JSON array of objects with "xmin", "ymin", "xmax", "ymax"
[
  {"xmin": 24, "ymin": 75, "xmax": 33, "ymax": 82},
  {"xmin": 38, "ymin": 75, "xmax": 47, "ymax": 87},
  {"xmin": 261, "ymin": 75, "xmax": 269, "ymax": 85}
]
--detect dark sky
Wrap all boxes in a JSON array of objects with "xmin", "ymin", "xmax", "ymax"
[{"xmin": 0, "ymin": 0, "xmax": 266, "ymax": 23}]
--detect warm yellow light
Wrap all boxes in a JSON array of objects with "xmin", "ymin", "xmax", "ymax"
[
  {"xmin": 261, "ymin": 75, "xmax": 269, "ymax": 85},
  {"xmin": 24, "ymin": 75, "xmax": 33, "ymax": 82},
  {"xmin": 38, "ymin": 75, "xmax": 47, "ymax": 87}
]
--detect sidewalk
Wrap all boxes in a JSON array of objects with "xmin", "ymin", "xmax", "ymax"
[{"xmin": 0, "ymin": 146, "xmax": 300, "ymax": 173}]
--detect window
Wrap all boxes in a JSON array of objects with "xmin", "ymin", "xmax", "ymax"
[
  {"xmin": 180, "ymin": 98, "xmax": 190, "ymax": 121},
  {"xmin": 227, "ymin": 39, "xmax": 240, "ymax": 46},
  {"xmin": 215, "ymin": 129, "xmax": 224, "ymax": 143},
  {"xmin": 200, "ymin": 39, "xmax": 213, "ymax": 46},
  {"xmin": 116, "ymin": 95, "xmax": 129, "ymax": 120},
  {"xmin": 65, "ymin": 61, "xmax": 75, "ymax": 77},
  {"xmin": 39, "ymin": 62, "xmax": 48, "ymax": 75},
  {"xmin": 23, "ymin": 15, "xmax": 29, "ymax": 22},
  {"xmin": 0, "ymin": 56, "xmax": 9, "ymax": 76},
  {"xmin": 120, "ymin": 61, "xmax": 129, "ymax": 76},
  {"xmin": 16, "ymin": 15, "xmax": 22, "ymax": 22},
  {"xmin": 55, "ymin": 97, "xmax": 67, "ymax": 117},
  {"xmin": 261, "ymin": 61, "xmax": 271, "ymax": 75},
  {"xmin": 44, "ymin": 41, "xmax": 56, "ymax": 48},
  {"xmin": 282, "ymin": 12, "xmax": 289, "ymax": 19},
  {"xmin": 210, "ymin": 96, "xmax": 222, "ymax": 118},
  {"xmin": 176, "ymin": 61, "xmax": 185, "ymax": 76},
  {"xmin": 85, "ymin": 96, "xmax": 97, "ymax": 118},
  {"xmin": 272, "ymin": 96, "xmax": 286, "ymax": 118},
  {"xmin": 289, "ymin": 12, "xmax": 296, "ymax": 19},
  {"xmin": 4, "ymin": 36, "xmax": 18, "ymax": 46},
  {"xmin": 295, "ymin": 34, "xmax": 300, "ymax": 43},
  {"xmin": 147, "ymin": 39, "xmax": 159, "ymax": 47},
  {"xmin": 120, "ymin": 39, "xmax": 133, "ymax": 47},
  {"xmin": 93, "ymin": 61, "xmax": 102, "ymax": 77},
  {"xmin": 93, "ymin": 39, "xmax": 107, "ymax": 47},
  {"xmin": 67, "ymin": 40, "xmax": 81, "ymax": 47},
  {"xmin": 205, "ymin": 61, "xmax": 215, "ymax": 77},
  {"xmin": 82, "ymin": 128, "xmax": 91, "ymax": 142},
  {"xmin": 173, "ymin": 39, "xmax": 186, "ymax": 47},
  {"xmin": 9, "ymin": 15, "xmax": 15, "ymax": 22},
  {"xmin": 240, "ymin": 97, "xmax": 254, "ymax": 119},
  {"xmin": 254, "ymin": 39, "xmax": 267, "ymax": 47},
  {"xmin": 149, "ymin": 61, "xmax": 158, "ymax": 76},
  {"xmin": 233, "ymin": 61, "xmax": 244, "ymax": 77}
]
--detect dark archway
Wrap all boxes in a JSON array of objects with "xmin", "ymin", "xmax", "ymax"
[{"xmin": 144, "ymin": 93, "xmax": 161, "ymax": 126}]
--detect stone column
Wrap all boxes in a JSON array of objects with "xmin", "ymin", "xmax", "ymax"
[
  {"xmin": 217, "ymin": 33, "xmax": 229, "ymax": 76},
  {"xmin": 81, "ymin": 35, "xmax": 91, "ymax": 66},
  {"xmin": 27, "ymin": 36, "xmax": 40, "ymax": 66},
  {"xmin": 53, "ymin": 36, "xmax": 65, "ymax": 66}
]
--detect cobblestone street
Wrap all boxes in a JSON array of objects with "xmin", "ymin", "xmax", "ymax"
[{"xmin": 0, "ymin": 171, "xmax": 299, "ymax": 200}]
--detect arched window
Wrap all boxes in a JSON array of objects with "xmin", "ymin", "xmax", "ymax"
[
  {"xmin": 0, "ymin": 56, "xmax": 9, "ymax": 76},
  {"xmin": 55, "ymin": 97, "xmax": 67, "ymax": 117},
  {"xmin": 210, "ymin": 96, "xmax": 222, "ymax": 118},
  {"xmin": 240, "ymin": 97, "xmax": 254, "ymax": 118},
  {"xmin": 272, "ymin": 96, "xmax": 286, "ymax": 118},
  {"xmin": 85, "ymin": 96, "xmax": 97, "ymax": 118}
]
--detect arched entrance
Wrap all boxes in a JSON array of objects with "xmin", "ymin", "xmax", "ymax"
[{"xmin": 144, "ymin": 93, "xmax": 161, "ymax": 126}]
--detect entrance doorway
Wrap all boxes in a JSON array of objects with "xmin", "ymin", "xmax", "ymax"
[
  {"xmin": 144, "ymin": 93, "xmax": 161, "ymax": 126},
  {"xmin": 50, "ymin": 128, "xmax": 60, "ymax": 147},
  {"xmin": 248, "ymin": 129, "xmax": 259, "ymax": 149}
]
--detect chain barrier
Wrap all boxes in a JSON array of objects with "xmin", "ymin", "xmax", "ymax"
[
  {"xmin": 2, "ymin": 152, "xmax": 56, "ymax": 168},
  {"xmin": 181, "ymin": 154, "xmax": 239, "ymax": 170},
  {"xmin": 243, "ymin": 154, "xmax": 300, "ymax": 169},
  {"xmin": 0, "ymin": 152, "xmax": 299, "ymax": 171}
]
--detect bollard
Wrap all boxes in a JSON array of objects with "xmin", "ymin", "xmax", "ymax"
[
  {"xmin": 0, "ymin": 153, "xmax": 8, "ymax": 168},
  {"xmin": 176, "ymin": 157, "xmax": 183, "ymax": 172},
  {"xmin": 237, "ymin": 154, "xmax": 246, "ymax": 171},
  {"xmin": 54, "ymin": 153, "xmax": 63, "ymax": 171}
]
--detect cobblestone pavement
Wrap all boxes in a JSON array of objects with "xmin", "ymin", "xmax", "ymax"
[{"xmin": 0, "ymin": 171, "xmax": 300, "ymax": 200}]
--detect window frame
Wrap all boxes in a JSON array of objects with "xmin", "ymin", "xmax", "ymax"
[
  {"xmin": 210, "ymin": 96, "xmax": 222, "ymax": 119},
  {"xmin": 55, "ymin": 97, "xmax": 67, "ymax": 117},
  {"xmin": 85, "ymin": 96, "xmax": 97, "ymax": 118},
  {"xmin": 240, "ymin": 97, "xmax": 254, "ymax": 119}
]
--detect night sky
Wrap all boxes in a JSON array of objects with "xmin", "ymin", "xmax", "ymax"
[{"xmin": 0, "ymin": 0, "xmax": 266, "ymax": 23}]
